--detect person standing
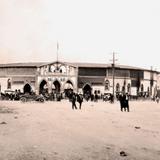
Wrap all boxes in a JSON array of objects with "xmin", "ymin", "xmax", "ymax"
[
  {"xmin": 110, "ymin": 94, "xmax": 114, "ymax": 103},
  {"xmin": 125, "ymin": 93, "xmax": 130, "ymax": 112},
  {"xmin": 119, "ymin": 93, "xmax": 124, "ymax": 111},
  {"xmin": 77, "ymin": 93, "xmax": 83, "ymax": 109},
  {"xmin": 94, "ymin": 93, "xmax": 98, "ymax": 102},
  {"xmin": 156, "ymin": 96, "xmax": 159, "ymax": 103},
  {"xmin": 119, "ymin": 93, "xmax": 129, "ymax": 112},
  {"xmin": 71, "ymin": 93, "xmax": 77, "ymax": 110}
]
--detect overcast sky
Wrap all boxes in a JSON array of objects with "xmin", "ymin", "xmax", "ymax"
[{"xmin": 0, "ymin": 0, "xmax": 160, "ymax": 70}]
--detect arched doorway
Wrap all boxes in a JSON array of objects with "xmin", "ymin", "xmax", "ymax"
[
  {"xmin": 83, "ymin": 84, "xmax": 92, "ymax": 100},
  {"xmin": 39, "ymin": 80, "xmax": 48, "ymax": 94},
  {"xmin": 53, "ymin": 80, "xmax": 61, "ymax": 94},
  {"xmin": 23, "ymin": 83, "xmax": 32, "ymax": 94},
  {"xmin": 64, "ymin": 80, "xmax": 73, "ymax": 98}
]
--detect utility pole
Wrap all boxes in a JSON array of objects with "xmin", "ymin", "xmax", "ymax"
[
  {"xmin": 110, "ymin": 52, "xmax": 118, "ymax": 102},
  {"xmin": 150, "ymin": 66, "xmax": 153, "ymax": 97}
]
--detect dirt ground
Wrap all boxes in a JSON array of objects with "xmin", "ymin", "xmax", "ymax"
[{"xmin": 0, "ymin": 100, "xmax": 160, "ymax": 160}]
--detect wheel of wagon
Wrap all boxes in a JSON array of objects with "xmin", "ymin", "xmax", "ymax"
[
  {"xmin": 39, "ymin": 98, "xmax": 44, "ymax": 103},
  {"xmin": 20, "ymin": 97, "xmax": 27, "ymax": 103}
]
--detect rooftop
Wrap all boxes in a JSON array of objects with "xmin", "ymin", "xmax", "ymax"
[{"xmin": 0, "ymin": 61, "xmax": 158, "ymax": 73}]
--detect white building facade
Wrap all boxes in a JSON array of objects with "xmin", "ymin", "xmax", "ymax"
[{"xmin": 0, "ymin": 61, "xmax": 159, "ymax": 97}]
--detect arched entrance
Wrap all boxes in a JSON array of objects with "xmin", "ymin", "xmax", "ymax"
[
  {"xmin": 39, "ymin": 80, "xmax": 48, "ymax": 94},
  {"xmin": 53, "ymin": 80, "xmax": 61, "ymax": 93},
  {"xmin": 83, "ymin": 84, "xmax": 92, "ymax": 100},
  {"xmin": 64, "ymin": 80, "xmax": 73, "ymax": 98},
  {"xmin": 23, "ymin": 83, "xmax": 32, "ymax": 94}
]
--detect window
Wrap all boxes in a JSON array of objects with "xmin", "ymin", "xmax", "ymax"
[
  {"xmin": 122, "ymin": 86, "xmax": 125, "ymax": 92},
  {"xmin": 105, "ymin": 80, "xmax": 110, "ymax": 90},
  {"xmin": 60, "ymin": 66, "xmax": 66, "ymax": 73},
  {"xmin": 51, "ymin": 65, "xmax": 56, "ymax": 72},
  {"xmin": 116, "ymin": 83, "xmax": 120, "ymax": 92},
  {"xmin": 79, "ymin": 68, "xmax": 106, "ymax": 76},
  {"xmin": 7, "ymin": 79, "xmax": 11, "ymax": 89},
  {"xmin": 141, "ymin": 84, "xmax": 144, "ymax": 92},
  {"xmin": 94, "ymin": 90, "xmax": 97, "ymax": 94}
]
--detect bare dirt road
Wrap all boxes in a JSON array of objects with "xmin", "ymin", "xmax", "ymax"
[{"xmin": 0, "ymin": 100, "xmax": 160, "ymax": 160}]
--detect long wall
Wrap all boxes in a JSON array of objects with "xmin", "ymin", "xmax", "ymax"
[
  {"xmin": 78, "ymin": 67, "xmax": 159, "ymax": 96},
  {"xmin": 0, "ymin": 63, "xmax": 159, "ymax": 97},
  {"xmin": 0, "ymin": 67, "xmax": 37, "ymax": 92}
]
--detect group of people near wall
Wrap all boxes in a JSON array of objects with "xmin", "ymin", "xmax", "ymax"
[{"xmin": 0, "ymin": 88, "xmax": 159, "ymax": 112}]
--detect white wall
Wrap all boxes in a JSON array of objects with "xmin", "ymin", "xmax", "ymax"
[
  {"xmin": 140, "ymin": 80, "xmax": 150, "ymax": 92},
  {"xmin": 0, "ymin": 78, "xmax": 9, "ymax": 92},
  {"xmin": 144, "ymin": 71, "xmax": 150, "ymax": 80},
  {"xmin": 92, "ymin": 85, "xmax": 105, "ymax": 94}
]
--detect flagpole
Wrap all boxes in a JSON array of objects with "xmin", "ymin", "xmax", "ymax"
[
  {"xmin": 56, "ymin": 41, "xmax": 59, "ymax": 70},
  {"xmin": 56, "ymin": 41, "xmax": 59, "ymax": 63}
]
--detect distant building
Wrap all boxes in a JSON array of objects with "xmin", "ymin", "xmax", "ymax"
[{"xmin": 0, "ymin": 61, "xmax": 159, "ymax": 97}]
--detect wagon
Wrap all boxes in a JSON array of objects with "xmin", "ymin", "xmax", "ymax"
[
  {"xmin": 103, "ymin": 93, "xmax": 111, "ymax": 101},
  {"xmin": 20, "ymin": 94, "xmax": 45, "ymax": 103}
]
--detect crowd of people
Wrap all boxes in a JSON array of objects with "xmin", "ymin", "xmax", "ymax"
[
  {"xmin": 69, "ymin": 92, "xmax": 130, "ymax": 111},
  {"xmin": 0, "ymin": 89, "xmax": 159, "ymax": 112},
  {"xmin": 69, "ymin": 91, "xmax": 159, "ymax": 112},
  {"xmin": 0, "ymin": 89, "xmax": 22, "ymax": 101}
]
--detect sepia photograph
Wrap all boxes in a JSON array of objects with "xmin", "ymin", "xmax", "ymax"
[{"xmin": 0, "ymin": 0, "xmax": 160, "ymax": 160}]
